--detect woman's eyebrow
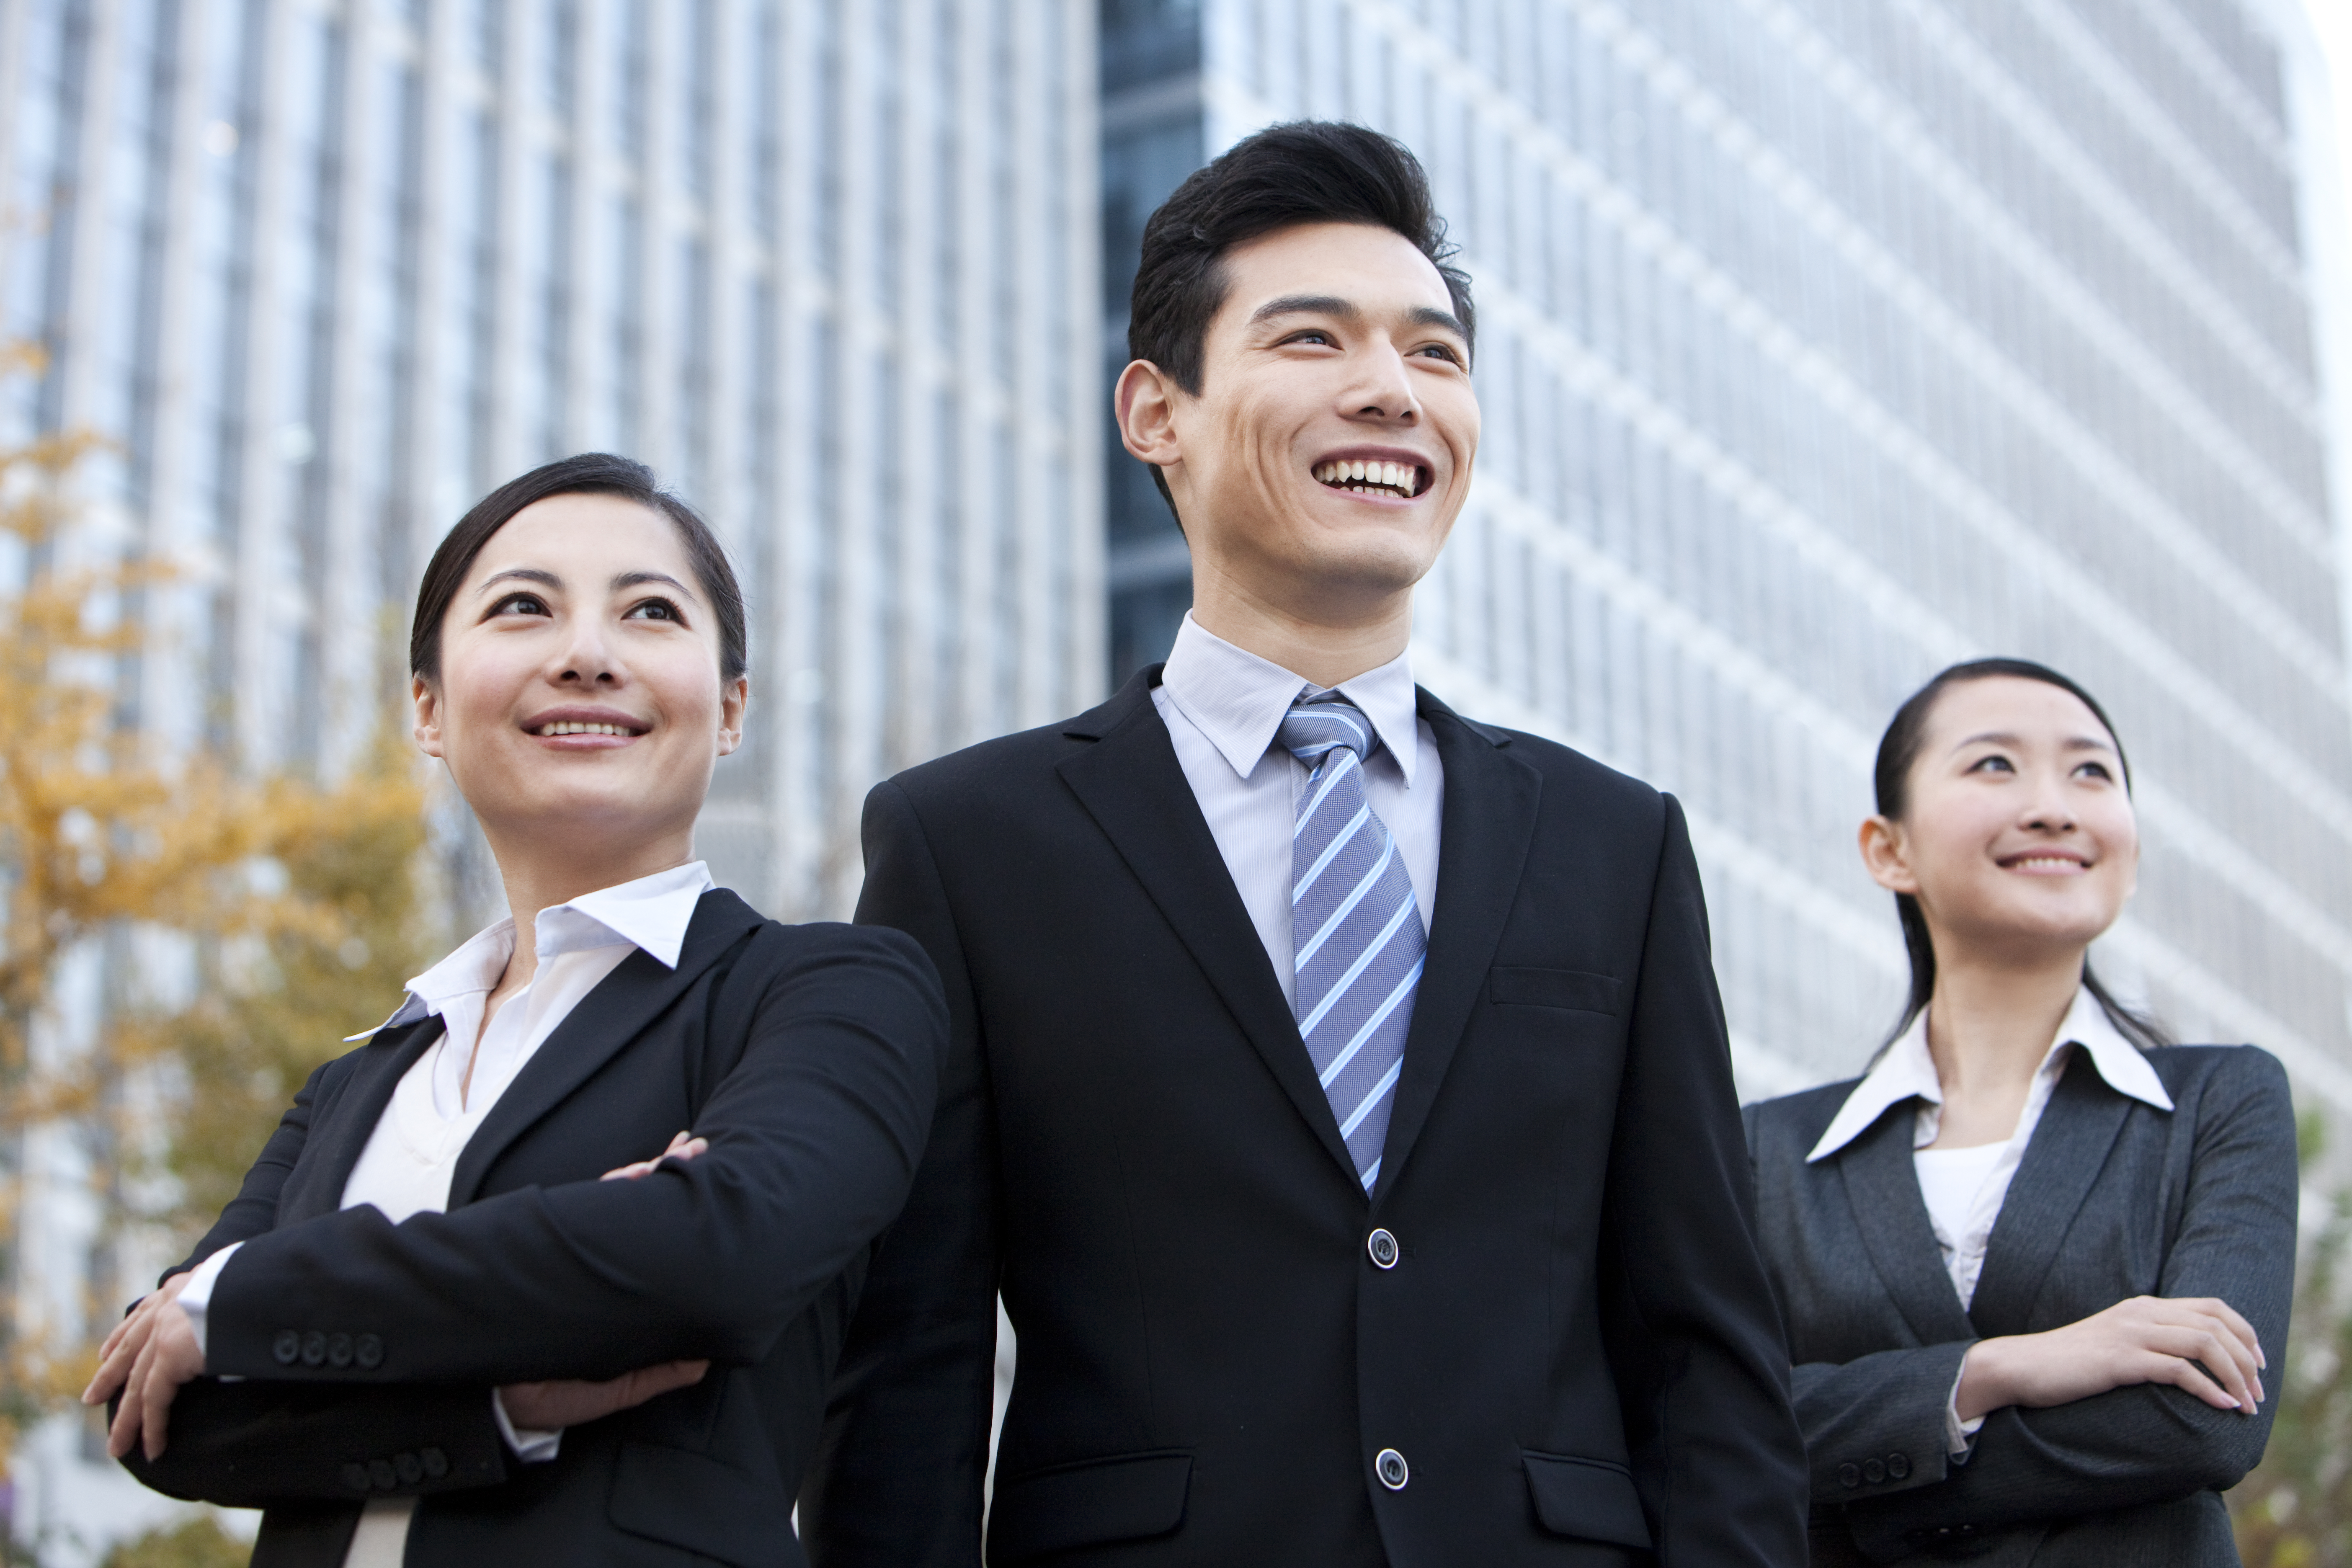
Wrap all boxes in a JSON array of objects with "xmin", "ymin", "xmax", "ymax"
[
  {"xmin": 614, "ymin": 569, "xmax": 699, "ymax": 601},
  {"xmin": 477, "ymin": 567, "xmax": 560, "ymax": 595}
]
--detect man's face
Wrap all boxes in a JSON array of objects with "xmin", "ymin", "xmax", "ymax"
[{"xmin": 1144, "ymin": 222, "xmax": 1480, "ymax": 617}]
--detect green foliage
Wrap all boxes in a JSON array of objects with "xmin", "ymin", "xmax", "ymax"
[
  {"xmin": 97, "ymin": 1516, "xmax": 248, "ymax": 1568},
  {"xmin": 2233, "ymin": 1150, "xmax": 2352, "ymax": 1564}
]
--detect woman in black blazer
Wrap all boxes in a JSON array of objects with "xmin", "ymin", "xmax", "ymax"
[
  {"xmin": 1745, "ymin": 658, "xmax": 2295, "ymax": 1566},
  {"xmin": 83, "ymin": 454, "xmax": 946, "ymax": 1567}
]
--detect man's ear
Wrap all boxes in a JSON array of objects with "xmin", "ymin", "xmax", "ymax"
[
  {"xmin": 1115, "ymin": 359, "xmax": 1185, "ymax": 469},
  {"xmin": 413, "ymin": 674, "xmax": 445, "ymax": 760}
]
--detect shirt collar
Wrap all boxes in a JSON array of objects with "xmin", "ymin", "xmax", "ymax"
[
  {"xmin": 349, "ymin": 861, "xmax": 715, "ymax": 1039},
  {"xmin": 1158, "ymin": 613, "xmax": 1422, "ymax": 786},
  {"xmin": 1805, "ymin": 986, "xmax": 2172, "ymax": 1162}
]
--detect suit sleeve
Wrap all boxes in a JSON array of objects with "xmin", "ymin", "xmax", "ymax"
[
  {"xmin": 801, "ymin": 780, "xmax": 1001, "ymax": 1568},
  {"xmin": 1842, "ymin": 1048, "xmax": 2297, "ymax": 1560},
  {"xmin": 1603, "ymin": 796, "xmax": 1810, "ymax": 1566},
  {"xmin": 171, "ymin": 1057, "xmax": 333, "ymax": 1276},
  {"xmin": 197, "ymin": 926, "xmax": 947, "ymax": 1385}
]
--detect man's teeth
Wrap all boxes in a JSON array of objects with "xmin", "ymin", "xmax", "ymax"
[
  {"xmin": 1312, "ymin": 459, "xmax": 1420, "ymax": 495},
  {"xmin": 539, "ymin": 721, "xmax": 634, "ymax": 736}
]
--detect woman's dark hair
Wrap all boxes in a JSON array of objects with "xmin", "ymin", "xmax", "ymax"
[
  {"xmin": 1874, "ymin": 658, "xmax": 2170, "ymax": 1050},
  {"xmin": 410, "ymin": 453, "xmax": 747, "ymax": 685},
  {"xmin": 1127, "ymin": 120, "xmax": 1475, "ymax": 524}
]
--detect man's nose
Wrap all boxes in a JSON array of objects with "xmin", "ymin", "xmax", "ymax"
[{"xmin": 1349, "ymin": 341, "xmax": 1420, "ymax": 422}]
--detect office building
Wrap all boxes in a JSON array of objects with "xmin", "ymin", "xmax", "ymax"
[{"xmin": 1102, "ymin": 0, "xmax": 2352, "ymax": 1105}]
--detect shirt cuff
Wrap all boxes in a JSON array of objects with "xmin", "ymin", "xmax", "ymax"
[
  {"xmin": 172, "ymin": 1243, "xmax": 243, "ymax": 1357},
  {"xmin": 1945, "ymin": 1360, "xmax": 1986, "ymax": 1457},
  {"xmin": 491, "ymin": 1390, "xmax": 563, "ymax": 1463}
]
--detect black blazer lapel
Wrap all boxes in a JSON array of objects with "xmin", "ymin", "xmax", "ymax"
[
  {"xmin": 1372, "ymin": 692, "xmax": 1542, "ymax": 1201},
  {"xmin": 445, "ymin": 889, "xmax": 765, "ymax": 1207},
  {"xmin": 1834, "ymin": 1105, "xmax": 1978, "ymax": 1346},
  {"xmin": 1966, "ymin": 1055, "xmax": 2138, "ymax": 1338},
  {"xmin": 275, "ymin": 1018, "xmax": 445, "ymax": 1224},
  {"xmin": 1057, "ymin": 669, "xmax": 1361, "ymax": 1188}
]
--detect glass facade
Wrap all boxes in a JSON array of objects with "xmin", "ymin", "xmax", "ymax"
[
  {"xmin": 1, "ymin": 1, "xmax": 1098, "ymax": 1553},
  {"xmin": 1104, "ymin": 0, "xmax": 2352, "ymax": 1104}
]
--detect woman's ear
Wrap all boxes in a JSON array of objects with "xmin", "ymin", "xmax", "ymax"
[
  {"xmin": 413, "ymin": 674, "xmax": 446, "ymax": 759},
  {"xmin": 716, "ymin": 675, "xmax": 749, "ymax": 757},
  {"xmin": 1858, "ymin": 815, "xmax": 1918, "ymax": 896}
]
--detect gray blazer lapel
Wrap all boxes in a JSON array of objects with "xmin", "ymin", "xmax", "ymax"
[
  {"xmin": 1967, "ymin": 1056, "xmax": 2138, "ymax": 1338},
  {"xmin": 1834, "ymin": 1104, "xmax": 1976, "ymax": 1346}
]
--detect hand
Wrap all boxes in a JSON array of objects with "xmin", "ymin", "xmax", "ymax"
[
  {"xmin": 498, "ymin": 1359, "xmax": 710, "ymax": 1429},
  {"xmin": 81, "ymin": 1271, "xmax": 206, "ymax": 1460},
  {"xmin": 602, "ymin": 1130, "xmax": 707, "ymax": 1181},
  {"xmin": 1957, "ymin": 1295, "xmax": 2266, "ymax": 1422}
]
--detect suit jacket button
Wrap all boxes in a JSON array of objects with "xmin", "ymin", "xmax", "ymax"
[
  {"xmin": 1838, "ymin": 1463, "xmax": 1861, "ymax": 1489},
  {"xmin": 1862, "ymin": 1458, "xmax": 1885, "ymax": 1484},
  {"xmin": 368, "ymin": 1458, "xmax": 397, "ymax": 1490},
  {"xmin": 1367, "ymin": 1229, "xmax": 1399, "ymax": 1269},
  {"xmin": 395, "ymin": 1452, "xmax": 423, "ymax": 1485},
  {"xmin": 301, "ymin": 1331, "xmax": 328, "ymax": 1367},
  {"xmin": 355, "ymin": 1333, "xmax": 383, "ymax": 1369},
  {"xmin": 340, "ymin": 1463, "xmax": 371, "ymax": 1492},
  {"xmin": 327, "ymin": 1333, "xmax": 353, "ymax": 1368},
  {"xmin": 1888, "ymin": 1452, "xmax": 1911, "ymax": 1480},
  {"xmin": 273, "ymin": 1330, "xmax": 302, "ymax": 1366},
  {"xmin": 1375, "ymin": 1449, "xmax": 1408, "ymax": 1490},
  {"xmin": 420, "ymin": 1447, "xmax": 449, "ymax": 1479}
]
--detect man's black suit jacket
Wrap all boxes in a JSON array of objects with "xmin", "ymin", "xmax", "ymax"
[
  {"xmin": 122, "ymin": 892, "xmax": 945, "ymax": 1568},
  {"xmin": 804, "ymin": 669, "xmax": 1807, "ymax": 1567}
]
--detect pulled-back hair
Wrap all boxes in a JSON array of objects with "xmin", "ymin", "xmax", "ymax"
[
  {"xmin": 410, "ymin": 453, "xmax": 747, "ymax": 686},
  {"xmin": 1873, "ymin": 658, "xmax": 2169, "ymax": 1050},
  {"xmin": 1127, "ymin": 121, "xmax": 1473, "ymax": 522}
]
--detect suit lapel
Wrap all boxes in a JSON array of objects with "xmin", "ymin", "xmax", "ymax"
[
  {"xmin": 1966, "ymin": 1055, "xmax": 2136, "ymax": 1337},
  {"xmin": 1057, "ymin": 671, "xmax": 1362, "ymax": 1187},
  {"xmin": 1371, "ymin": 694, "xmax": 1541, "ymax": 1201},
  {"xmin": 445, "ymin": 889, "xmax": 764, "ymax": 1207},
  {"xmin": 276, "ymin": 1019, "xmax": 444, "ymax": 1224},
  {"xmin": 1834, "ymin": 1105, "xmax": 1977, "ymax": 1346}
]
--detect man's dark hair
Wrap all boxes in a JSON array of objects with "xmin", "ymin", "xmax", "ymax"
[
  {"xmin": 1128, "ymin": 121, "xmax": 1474, "ymax": 520},
  {"xmin": 410, "ymin": 452, "xmax": 748, "ymax": 685}
]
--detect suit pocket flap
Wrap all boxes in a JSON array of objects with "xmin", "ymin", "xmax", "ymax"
[
  {"xmin": 608, "ymin": 1442, "xmax": 785, "ymax": 1567},
  {"xmin": 1524, "ymin": 1452, "xmax": 1652, "ymax": 1549},
  {"xmin": 1488, "ymin": 967, "xmax": 1621, "ymax": 1015},
  {"xmin": 988, "ymin": 1451, "xmax": 1191, "ymax": 1562}
]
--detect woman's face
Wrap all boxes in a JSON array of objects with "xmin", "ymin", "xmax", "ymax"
[
  {"xmin": 413, "ymin": 493, "xmax": 747, "ymax": 853},
  {"xmin": 1861, "ymin": 676, "xmax": 2139, "ymax": 965}
]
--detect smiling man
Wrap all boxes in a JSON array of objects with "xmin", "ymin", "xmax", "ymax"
[{"xmin": 804, "ymin": 123, "xmax": 1806, "ymax": 1568}]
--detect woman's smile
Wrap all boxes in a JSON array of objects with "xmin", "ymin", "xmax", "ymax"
[{"xmin": 524, "ymin": 704, "xmax": 652, "ymax": 748}]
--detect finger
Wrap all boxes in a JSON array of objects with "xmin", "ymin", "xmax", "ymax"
[
  {"xmin": 141, "ymin": 1354, "xmax": 184, "ymax": 1460},
  {"xmin": 2208, "ymin": 1299, "xmax": 2266, "ymax": 1372},
  {"xmin": 2148, "ymin": 1353, "xmax": 2240, "ymax": 1412},
  {"xmin": 83, "ymin": 1325, "xmax": 143, "ymax": 1405},
  {"xmin": 663, "ymin": 1138, "xmax": 709, "ymax": 1166},
  {"xmin": 110, "ymin": 1331, "xmax": 160, "ymax": 1458},
  {"xmin": 95, "ymin": 1300, "xmax": 147, "ymax": 1364},
  {"xmin": 2162, "ymin": 1325, "xmax": 2257, "ymax": 1410},
  {"xmin": 664, "ymin": 1130, "xmax": 693, "ymax": 1154}
]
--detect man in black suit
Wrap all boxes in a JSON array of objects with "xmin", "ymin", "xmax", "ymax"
[{"xmin": 804, "ymin": 122, "xmax": 1806, "ymax": 1567}]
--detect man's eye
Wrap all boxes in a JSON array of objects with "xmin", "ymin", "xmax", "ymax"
[
  {"xmin": 1416, "ymin": 344, "xmax": 1461, "ymax": 363},
  {"xmin": 1287, "ymin": 330, "xmax": 1334, "ymax": 346}
]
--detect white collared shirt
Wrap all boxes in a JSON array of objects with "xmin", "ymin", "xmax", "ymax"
[
  {"xmin": 1151, "ymin": 614, "xmax": 1444, "ymax": 1007},
  {"xmin": 1807, "ymin": 986, "xmax": 2174, "ymax": 1450},
  {"xmin": 173, "ymin": 861, "xmax": 715, "ymax": 1489}
]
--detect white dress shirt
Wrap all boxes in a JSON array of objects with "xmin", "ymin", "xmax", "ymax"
[
  {"xmin": 173, "ymin": 861, "xmax": 715, "ymax": 1565},
  {"xmin": 1806, "ymin": 986, "xmax": 2175, "ymax": 1452},
  {"xmin": 1151, "ymin": 614, "xmax": 1443, "ymax": 1006}
]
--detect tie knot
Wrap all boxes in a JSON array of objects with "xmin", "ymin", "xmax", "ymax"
[{"xmin": 1277, "ymin": 696, "xmax": 1377, "ymax": 768}]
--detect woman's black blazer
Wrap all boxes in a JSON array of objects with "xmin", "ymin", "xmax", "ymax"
[
  {"xmin": 1744, "ymin": 1044, "xmax": 2295, "ymax": 1567},
  {"xmin": 122, "ymin": 890, "xmax": 946, "ymax": 1568}
]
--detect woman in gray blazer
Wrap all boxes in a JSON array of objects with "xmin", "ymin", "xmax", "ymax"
[{"xmin": 1746, "ymin": 658, "xmax": 2296, "ymax": 1566}]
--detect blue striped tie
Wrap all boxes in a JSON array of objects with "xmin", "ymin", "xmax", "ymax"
[{"xmin": 1278, "ymin": 694, "xmax": 1425, "ymax": 1191}]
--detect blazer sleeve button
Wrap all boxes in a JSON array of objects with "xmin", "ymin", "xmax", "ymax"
[
  {"xmin": 1862, "ymin": 1458, "xmax": 1886, "ymax": 1484},
  {"xmin": 394, "ymin": 1452, "xmax": 423, "ymax": 1485},
  {"xmin": 368, "ymin": 1459, "xmax": 397, "ymax": 1491},
  {"xmin": 273, "ymin": 1330, "xmax": 302, "ymax": 1366},
  {"xmin": 420, "ymin": 1447, "xmax": 449, "ymax": 1479},
  {"xmin": 1838, "ymin": 1462, "xmax": 1861, "ymax": 1489},
  {"xmin": 1887, "ymin": 1452, "xmax": 1911, "ymax": 1480},
  {"xmin": 340, "ymin": 1463, "xmax": 372, "ymax": 1492},
  {"xmin": 327, "ymin": 1333, "xmax": 353, "ymax": 1368},
  {"xmin": 300, "ymin": 1331, "xmax": 328, "ymax": 1367},
  {"xmin": 355, "ymin": 1333, "xmax": 383, "ymax": 1369}
]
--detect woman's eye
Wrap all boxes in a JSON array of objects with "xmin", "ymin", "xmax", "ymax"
[
  {"xmin": 1967, "ymin": 754, "xmax": 2014, "ymax": 774},
  {"xmin": 2076, "ymin": 761, "xmax": 2114, "ymax": 781},
  {"xmin": 625, "ymin": 598, "xmax": 682, "ymax": 622},
  {"xmin": 490, "ymin": 593, "xmax": 549, "ymax": 617}
]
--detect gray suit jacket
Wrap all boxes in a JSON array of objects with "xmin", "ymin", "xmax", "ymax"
[{"xmin": 1744, "ymin": 1045, "xmax": 2295, "ymax": 1566}]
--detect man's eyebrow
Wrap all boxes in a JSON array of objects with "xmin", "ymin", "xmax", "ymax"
[
  {"xmin": 477, "ymin": 567, "xmax": 561, "ymax": 595},
  {"xmin": 614, "ymin": 569, "xmax": 698, "ymax": 599},
  {"xmin": 1249, "ymin": 294, "xmax": 1361, "ymax": 326},
  {"xmin": 1408, "ymin": 305, "xmax": 1470, "ymax": 338}
]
